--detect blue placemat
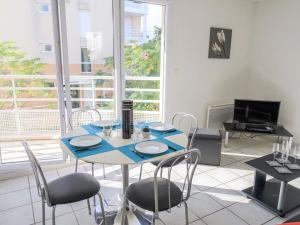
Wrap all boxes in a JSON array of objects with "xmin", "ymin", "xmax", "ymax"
[
  {"xmin": 82, "ymin": 124, "xmax": 101, "ymax": 134},
  {"xmin": 150, "ymin": 129, "xmax": 183, "ymax": 138},
  {"xmin": 144, "ymin": 122, "xmax": 184, "ymax": 138},
  {"xmin": 118, "ymin": 137, "xmax": 185, "ymax": 163},
  {"xmin": 61, "ymin": 135, "xmax": 115, "ymax": 159}
]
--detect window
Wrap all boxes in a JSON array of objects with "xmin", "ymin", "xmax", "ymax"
[
  {"xmin": 39, "ymin": 43, "xmax": 52, "ymax": 53},
  {"xmin": 79, "ymin": 10, "xmax": 91, "ymax": 39},
  {"xmin": 124, "ymin": 1, "xmax": 165, "ymax": 121},
  {"xmin": 37, "ymin": 3, "xmax": 50, "ymax": 13},
  {"xmin": 81, "ymin": 48, "xmax": 91, "ymax": 73}
]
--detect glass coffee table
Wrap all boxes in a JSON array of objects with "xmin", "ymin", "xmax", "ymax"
[{"xmin": 243, "ymin": 153, "xmax": 300, "ymax": 216}]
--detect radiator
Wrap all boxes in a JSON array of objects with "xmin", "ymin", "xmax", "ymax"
[{"xmin": 206, "ymin": 104, "xmax": 234, "ymax": 129}]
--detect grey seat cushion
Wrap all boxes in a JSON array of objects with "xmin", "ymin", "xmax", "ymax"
[
  {"xmin": 47, "ymin": 173, "xmax": 100, "ymax": 205},
  {"xmin": 151, "ymin": 155, "xmax": 185, "ymax": 167},
  {"xmin": 126, "ymin": 177, "xmax": 182, "ymax": 212}
]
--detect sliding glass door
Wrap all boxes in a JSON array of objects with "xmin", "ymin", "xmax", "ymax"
[
  {"xmin": 0, "ymin": 0, "xmax": 167, "ymax": 171},
  {"xmin": 62, "ymin": 0, "xmax": 166, "ymax": 122},
  {"xmin": 0, "ymin": 0, "xmax": 63, "ymax": 167},
  {"xmin": 64, "ymin": 0, "xmax": 116, "ymax": 120},
  {"xmin": 123, "ymin": 0, "xmax": 166, "ymax": 121}
]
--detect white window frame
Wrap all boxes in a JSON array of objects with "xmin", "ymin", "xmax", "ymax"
[{"xmin": 118, "ymin": 0, "xmax": 168, "ymax": 121}]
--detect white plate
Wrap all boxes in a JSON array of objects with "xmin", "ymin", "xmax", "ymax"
[
  {"xmin": 135, "ymin": 141, "xmax": 168, "ymax": 155},
  {"xmin": 148, "ymin": 122, "xmax": 175, "ymax": 132},
  {"xmin": 92, "ymin": 120, "xmax": 120, "ymax": 128},
  {"xmin": 70, "ymin": 135, "xmax": 102, "ymax": 148}
]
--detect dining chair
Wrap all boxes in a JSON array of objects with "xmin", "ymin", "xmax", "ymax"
[
  {"xmin": 69, "ymin": 108, "xmax": 106, "ymax": 178},
  {"xmin": 126, "ymin": 148, "xmax": 201, "ymax": 225},
  {"xmin": 139, "ymin": 112, "xmax": 198, "ymax": 180},
  {"xmin": 23, "ymin": 141, "xmax": 107, "ymax": 225}
]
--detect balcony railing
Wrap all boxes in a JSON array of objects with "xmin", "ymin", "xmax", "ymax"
[{"xmin": 0, "ymin": 74, "xmax": 160, "ymax": 136}]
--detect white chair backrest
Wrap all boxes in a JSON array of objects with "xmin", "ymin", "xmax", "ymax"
[
  {"xmin": 23, "ymin": 141, "xmax": 51, "ymax": 204},
  {"xmin": 153, "ymin": 148, "xmax": 201, "ymax": 214},
  {"xmin": 69, "ymin": 108, "xmax": 101, "ymax": 129}
]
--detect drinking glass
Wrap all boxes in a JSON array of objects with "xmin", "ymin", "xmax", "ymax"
[
  {"xmin": 103, "ymin": 125, "xmax": 112, "ymax": 137},
  {"xmin": 272, "ymin": 143, "xmax": 279, "ymax": 161},
  {"xmin": 133, "ymin": 127, "xmax": 144, "ymax": 149},
  {"xmin": 136, "ymin": 120, "xmax": 145, "ymax": 131},
  {"xmin": 113, "ymin": 119, "xmax": 121, "ymax": 136}
]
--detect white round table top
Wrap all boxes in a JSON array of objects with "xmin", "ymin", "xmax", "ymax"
[{"xmin": 60, "ymin": 127, "xmax": 188, "ymax": 165}]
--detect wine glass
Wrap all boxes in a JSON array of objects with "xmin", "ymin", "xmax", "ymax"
[
  {"xmin": 293, "ymin": 145, "xmax": 300, "ymax": 163},
  {"xmin": 272, "ymin": 143, "xmax": 279, "ymax": 161},
  {"xmin": 280, "ymin": 141, "xmax": 286, "ymax": 160}
]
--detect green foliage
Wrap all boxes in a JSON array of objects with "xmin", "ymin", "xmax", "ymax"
[
  {"xmin": 125, "ymin": 26, "xmax": 161, "ymax": 76},
  {"xmin": 0, "ymin": 41, "xmax": 53, "ymax": 109},
  {"xmin": 96, "ymin": 27, "xmax": 162, "ymax": 111},
  {"xmin": 0, "ymin": 41, "xmax": 44, "ymax": 75}
]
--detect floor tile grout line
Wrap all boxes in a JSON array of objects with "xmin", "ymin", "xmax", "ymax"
[
  {"xmin": 225, "ymin": 206, "xmax": 252, "ymax": 225},
  {"xmin": 0, "ymin": 186, "xmax": 31, "ymax": 196},
  {"xmin": 0, "ymin": 201, "xmax": 33, "ymax": 214},
  {"xmin": 0, "ymin": 202, "xmax": 33, "ymax": 214},
  {"xmin": 261, "ymin": 215, "xmax": 283, "ymax": 225}
]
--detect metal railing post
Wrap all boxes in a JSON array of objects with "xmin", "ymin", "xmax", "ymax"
[
  {"xmin": 11, "ymin": 77, "xmax": 21, "ymax": 133},
  {"xmin": 91, "ymin": 79, "xmax": 96, "ymax": 109}
]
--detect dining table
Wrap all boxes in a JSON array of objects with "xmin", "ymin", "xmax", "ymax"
[{"xmin": 60, "ymin": 122, "xmax": 188, "ymax": 225}]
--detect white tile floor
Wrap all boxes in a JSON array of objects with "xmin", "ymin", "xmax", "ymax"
[{"xmin": 0, "ymin": 136, "xmax": 299, "ymax": 225}]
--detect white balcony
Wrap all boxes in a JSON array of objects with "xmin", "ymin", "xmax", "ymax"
[{"xmin": 0, "ymin": 74, "xmax": 160, "ymax": 165}]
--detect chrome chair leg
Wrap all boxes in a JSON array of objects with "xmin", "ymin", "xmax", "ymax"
[
  {"xmin": 87, "ymin": 198, "xmax": 91, "ymax": 215},
  {"xmin": 52, "ymin": 206, "xmax": 56, "ymax": 225},
  {"xmin": 97, "ymin": 193, "xmax": 107, "ymax": 225},
  {"xmin": 160, "ymin": 167, "xmax": 163, "ymax": 178},
  {"xmin": 75, "ymin": 159, "xmax": 78, "ymax": 173},
  {"xmin": 92, "ymin": 163, "xmax": 96, "ymax": 206},
  {"xmin": 139, "ymin": 164, "xmax": 143, "ymax": 181},
  {"xmin": 102, "ymin": 164, "xmax": 106, "ymax": 178},
  {"xmin": 183, "ymin": 201, "xmax": 189, "ymax": 225},
  {"xmin": 42, "ymin": 198, "xmax": 46, "ymax": 225}
]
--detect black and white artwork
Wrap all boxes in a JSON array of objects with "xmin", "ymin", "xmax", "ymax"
[{"xmin": 208, "ymin": 27, "xmax": 232, "ymax": 59}]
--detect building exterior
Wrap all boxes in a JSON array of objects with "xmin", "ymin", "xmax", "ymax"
[{"xmin": 0, "ymin": 0, "xmax": 151, "ymax": 76}]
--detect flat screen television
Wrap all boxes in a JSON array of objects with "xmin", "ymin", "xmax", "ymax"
[{"xmin": 233, "ymin": 99, "xmax": 280, "ymax": 125}]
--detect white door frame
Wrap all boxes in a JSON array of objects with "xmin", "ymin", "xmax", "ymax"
[{"xmin": 118, "ymin": 0, "xmax": 168, "ymax": 121}]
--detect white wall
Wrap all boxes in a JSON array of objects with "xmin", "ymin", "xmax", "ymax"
[
  {"xmin": 164, "ymin": 0, "xmax": 254, "ymax": 125},
  {"xmin": 248, "ymin": 0, "xmax": 300, "ymax": 140}
]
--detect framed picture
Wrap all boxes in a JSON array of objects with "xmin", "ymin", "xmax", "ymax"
[{"xmin": 208, "ymin": 27, "xmax": 232, "ymax": 59}]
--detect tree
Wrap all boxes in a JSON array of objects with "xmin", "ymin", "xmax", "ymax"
[
  {"xmin": 0, "ymin": 41, "xmax": 55, "ymax": 109},
  {"xmin": 0, "ymin": 41, "xmax": 44, "ymax": 75}
]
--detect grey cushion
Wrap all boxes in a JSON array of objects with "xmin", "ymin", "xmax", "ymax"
[
  {"xmin": 47, "ymin": 173, "xmax": 100, "ymax": 205},
  {"xmin": 126, "ymin": 177, "xmax": 182, "ymax": 212},
  {"xmin": 151, "ymin": 155, "xmax": 185, "ymax": 167}
]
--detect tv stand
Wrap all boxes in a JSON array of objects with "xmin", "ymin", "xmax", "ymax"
[{"xmin": 223, "ymin": 122, "xmax": 293, "ymax": 148}]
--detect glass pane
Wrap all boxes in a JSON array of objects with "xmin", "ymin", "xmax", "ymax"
[
  {"xmin": 124, "ymin": 1, "xmax": 164, "ymax": 121},
  {"xmin": 65, "ymin": 0, "xmax": 115, "ymax": 120},
  {"xmin": 0, "ymin": 0, "xmax": 62, "ymax": 163}
]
